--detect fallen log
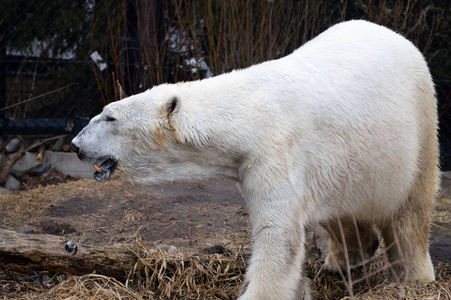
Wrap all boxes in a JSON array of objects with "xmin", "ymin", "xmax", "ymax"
[{"xmin": 0, "ymin": 229, "xmax": 136, "ymax": 279}]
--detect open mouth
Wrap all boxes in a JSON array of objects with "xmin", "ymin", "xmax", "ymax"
[{"xmin": 93, "ymin": 158, "xmax": 118, "ymax": 182}]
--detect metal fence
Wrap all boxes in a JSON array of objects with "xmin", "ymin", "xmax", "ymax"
[
  {"xmin": 1, "ymin": 1, "xmax": 109, "ymax": 136},
  {"xmin": 1, "ymin": 0, "xmax": 450, "ymax": 169},
  {"xmin": 0, "ymin": 0, "xmax": 202, "ymax": 137}
]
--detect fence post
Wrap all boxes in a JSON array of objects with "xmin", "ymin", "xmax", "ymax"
[
  {"xmin": 121, "ymin": 0, "xmax": 163, "ymax": 96},
  {"xmin": 0, "ymin": 47, "xmax": 5, "ymax": 119},
  {"xmin": 1, "ymin": 116, "xmax": 9, "ymax": 138}
]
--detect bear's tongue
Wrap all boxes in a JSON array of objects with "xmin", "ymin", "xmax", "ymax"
[
  {"xmin": 93, "ymin": 159, "xmax": 116, "ymax": 182},
  {"xmin": 93, "ymin": 165, "xmax": 111, "ymax": 182}
]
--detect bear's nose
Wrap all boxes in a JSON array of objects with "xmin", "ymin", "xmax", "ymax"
[{"xmin": 70, "ymin": 142, "xmax": 79, "ymax": 153}]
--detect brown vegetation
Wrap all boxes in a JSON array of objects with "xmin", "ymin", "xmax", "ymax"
[
  {"xmin": 0, "ymin": 179, "xmax": 451, "ymax": 299},
  {"xmin": 92, "ymin": 0, "xmax": 449, "ymax": 105}
]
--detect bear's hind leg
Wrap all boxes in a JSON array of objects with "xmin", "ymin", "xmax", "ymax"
[
  {"xmin": 380, "ymin": 114, "xmax": 438, "ymax": 283},
  {"xmin": 379, "ymin": 197, "xmax": 435, "ymax": 282},
  {"xmin": 322, "ymin": 218, "xmax": 379, "ymax": 273}
]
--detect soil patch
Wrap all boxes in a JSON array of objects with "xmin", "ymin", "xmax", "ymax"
[
  {"xmin": 1, "ymin": 178, "xmax": 251, "ymax": 255},
  {"xmin": 1, "ymin": 177, "xmax": 451, "ymax": 299}
]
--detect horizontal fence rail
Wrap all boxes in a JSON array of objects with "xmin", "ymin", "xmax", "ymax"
[
  {"xmin": 0, "ymin": 118, "xmax": 89, "ymax": 138},
  {"xmin": 1, "ymin": 0, "xmax": 450, "ymax": 170}
]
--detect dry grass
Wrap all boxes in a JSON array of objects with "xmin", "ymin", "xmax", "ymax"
[
  {"xmin": 92, "ymin": 0, "xmax": 447, "ymax": 105},
  {"xmin": 124, "ymin": 239, "xmax": 245, "ymax": 299},
  {"xmin": 0, "ymin": 238, "xmax": 246, "ymax": 300},
  {"xmin": 0, "ymin": 180, "xmax": 100, "ymax": 230},
  {"xmin": 1, "ymin": 185, "xmax": 451, "ymax": 299},
  {"xmin": 309, "ymin": 255, "xmax": 451, "ymax": 300},
  {"xmin": 0, "ymin": 272, "xmax": 141, "ymax": 300},
  {"xmin": 1, "ymin": 239, "xmax": 451, "ymax": 299}
]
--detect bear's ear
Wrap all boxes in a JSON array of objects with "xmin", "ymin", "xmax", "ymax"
[{"xmin": 164, "ymin": 96, "xmax": 179, "ymax": 120}]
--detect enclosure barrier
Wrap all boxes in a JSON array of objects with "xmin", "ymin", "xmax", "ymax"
[{"xmin": 1, "ymin": 0, "xmax": 450, "ymax": 169}]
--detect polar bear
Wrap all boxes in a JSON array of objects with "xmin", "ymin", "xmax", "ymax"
[{"xmin": 71, "ymin": 20, "xmax": 439, "ymax": 299}]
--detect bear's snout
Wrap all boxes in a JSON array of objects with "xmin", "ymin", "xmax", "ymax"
[
  {"xmin": 70, "ymin": 142, "xmax": 79, "ymax": 153},
  {"xmin": 70, "ymin": 141, "xmax": 87, "ymax": 161}
]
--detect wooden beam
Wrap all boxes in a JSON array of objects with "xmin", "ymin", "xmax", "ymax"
[{"xmin": 0, "ymin": 229, "xmax": 136, "ymax": 279}]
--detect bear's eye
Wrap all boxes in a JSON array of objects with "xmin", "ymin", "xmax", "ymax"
[{"xmin": 105, "ymin": 116, "xmax": 116, "ymax": 122}]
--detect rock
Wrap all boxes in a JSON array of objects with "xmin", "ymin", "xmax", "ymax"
[
  {"xmin": 51, "ymin": 137, "xmax": 65, "ymax": 151},
  {"xmin": 0, "ymin": 187, "xmax": 11, "ymax": 195},
  {"xmin": 167, "ymin": 245, "xmax": 178, "ymax": 253},
  {"xmin": 202, "ymin": 245, "xmax": 227, "ymax": 255},
  {"xmin": 156, "ymin": 244, "xmax": 177, "ymax": 253},
  {"xmin": 156, "ymin": 244, "xmax": 169, "ymax": 251},
  {"xmin": 28, "ymin": 140, "xmax": 42, "ymax": 152},
  {"xmin": 16, "ymin": 224, "xmax": 38, "ymax": 234},
  {"xmin": 4, "ymin": 175, "xmax": 20, "ymax": 190},
  {"xmin": 440, "ymin": 171, "xmax": 451, "ymax": 198},
  {"xmin": 5, "ymin": 138, "xmax": 22, "ymax": 153},
  {"xmin": 28, "ymin": 163, "xmax": 52, "ymax": 176}
]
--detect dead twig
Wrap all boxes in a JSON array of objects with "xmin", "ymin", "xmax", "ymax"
[
  {"xmin": 0, "ymin": 135, "xmax": 68, "ymax": 186},
  {"xmin": 0, "ymin": 84, "xmax": 74, "ymax": 113}
]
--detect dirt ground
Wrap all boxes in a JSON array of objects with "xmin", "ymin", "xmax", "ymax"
[
  {"xmin": 1, "ymin": 175, "xmax": 252, "ymax": 256},
  {"xmin": 1, "ymin": 172, "xmax": 451, "ymax": 299}
]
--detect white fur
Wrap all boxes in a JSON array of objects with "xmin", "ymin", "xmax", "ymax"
[{"xmin": 72, "ymin": 20, "xmax": 438, "ymax": 299}]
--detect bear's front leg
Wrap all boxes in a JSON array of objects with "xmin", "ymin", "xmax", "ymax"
[{"xmin": 238, "ymin": 185, "xmax": 311, "ymax": 300}]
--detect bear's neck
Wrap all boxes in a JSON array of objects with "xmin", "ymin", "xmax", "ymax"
[{"xmin": 177, "ymin": 70, "xmax": 260, "ymax": 151}]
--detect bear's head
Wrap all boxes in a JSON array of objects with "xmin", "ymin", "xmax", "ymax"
[
  {"xmin": 70, "ymin": 83, "xmax": 240, "ymax": 183},
  {"xmin": 70, "ymin": 84, "xmax": 187, "ymax": 182}
]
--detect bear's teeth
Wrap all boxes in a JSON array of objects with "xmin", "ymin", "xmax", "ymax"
[{"xmin": 94, "ymin": 164, "xmax": 102, "ymax": 173}]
